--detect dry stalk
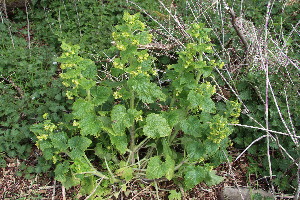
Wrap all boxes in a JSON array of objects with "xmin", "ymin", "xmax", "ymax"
[
  {"xmin": 51, "ymin": 180, "xmax": 56, "ymax": 200},
  {"xmin": 62, "ymin": 185, "xmax": 66, "ymax": 200},
  {"xmin": 223, "ymin": 150, "xmax": 245, "ymax": 200},
  {"xmin": 222, "ymin": 0, "xmax": 248, "ymax": 51},
  {"xmin": 25, "ymin": 0, "xmax": 30, "ymax": 49}
]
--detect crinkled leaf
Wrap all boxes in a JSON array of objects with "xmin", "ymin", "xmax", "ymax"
[
  {"xmin": 179, "ymin": 72, "xmax": 197, "ymax": 89},
  {"xmin": 59, "ymin": 68, "xmax": 81, "ymax": 79},
  {"xmin": 70, "ymin": 156, "xmax": 92, "ymax": 174},
  {"xmin": 38, "ymin": 140, "xmax": 54, "ymax": 160},
  {"xmin": 205, "ymin": 170, "xmax": 224, "ymax": 186},
  {"xmin": 127, "ymin": 109, "xmax": 142, "ymax": 122},
  {"xmin": 146, "ymin": 156, "xmax": 175, "ymax": 180},
  {"xmin": 143, "ymin": 114, "xmax": 171, "ymax": 138},
  {"xmin": 181, "ymin": 136, "xmax": 206, "ymax": 160},
  {"xmin": 187, "ymin": 90, "xmax": 215, "ymax": 113},
  {"xmin": 62, "ymin": 172, "xmax": 80, "ymax": 189},
  {"xmin": 98, "ymin": 116, "xmax": 114, "ymax": 135},
  {"xmin": 81, "ymin": 59, "xmax": 97, "ymax": 78},
  {"xmin": 49, "ymin": 132, "xmax": 68, "ymax": 151},
  {"xmin": 180, "ymin": 116, "xmax": 202, "ymax": 137},
  {"xmin": 128, "ymin": 74, "xmax": 166, "ymax": 103},
  {"xmin": 162, "ymin": 139, "xmax": 176, "ymax": 159},
  {"xmin": 164, "ymin": 156, "xmax": 175, "ymax": 180},
  {"xmin": 162, "ymin": 109, "xmax": 185, "ymax": 128},
  {"xmin": 80, "ymin": 176, "xmax": 97, "ymax": 195},
  {"xmin": 60, "ymin": 41, "xmax": 80, "ymax": 55},
  {"xmin": 146, "ymin": 156, "xmax": 165, "ymax": 179},
  {"xmin": 78, "ymin": 115, "xmax": 102, "ymax": 136},
  {"xmin": 55, "ymin": 161, "xmax": 70, "ymax": 183},
  {"xmin": 187, "ymin": 90, "xmax": 204, "ymax": 108},
  {"xmin": 111, "ymin": 105, "xmax": 132, "ymax": 136},
  {"xmin": 95, "ymin": 143, "xmax": 114, "ymax": 161},
  {"xmin": 184, "ymin": 166, "xmax": 207, "ymax": 189},
  {"xmin": 202, "ymin": 98, "xmax": 215, "ymax": 113},
  {"xmin": 116, "ymin": 166, "xmax": 134, "ymax": 181},
  {"xmin": 72, "ymin": 99, "xmax": 94, "ymax": 119},
  {"xmin": 109, "ymin": 134, "xmax": 128, "ymax": 154},
  {"xmin": 39, "ymin": 140, "xmax": 53, "ymax": 151},
  {"xmin": 203, "ymin": 139, "xmax": 221, "ymax": 156},
  {"xmin": 68, "ymin": 136, "xmax": 92, "ymax": 159},
  {"xmin": 168, "ymin": 190, "xmax": 182, "ymax": 200},
  {"xmin": 78, "ymin": 77, "xmax": 95, "ymax": 90},
  {"xmin": 91, "ymin": 86, "xmax": 112, "ymax": 106}
]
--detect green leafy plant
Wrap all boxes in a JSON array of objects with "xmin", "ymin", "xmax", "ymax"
[
  {"xmin": 0, "ymin": 16, "xmax": 68, "ymax": 174},
  {"xmin": 31, "ymin": 12, "xmax": 241, "ymax": 198}
]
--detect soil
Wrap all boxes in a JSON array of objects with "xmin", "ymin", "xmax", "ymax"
[{"xmin": 0, "ymin": 148, "xmax": 262, "ymax": 200}]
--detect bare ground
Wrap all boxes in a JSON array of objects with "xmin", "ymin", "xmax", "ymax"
[{"xmin": 0, "ymin": 149, "xmax": 266, "ymax": 200}]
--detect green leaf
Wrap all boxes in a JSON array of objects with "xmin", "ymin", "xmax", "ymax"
[
  {"xmin": 39, "ymin": 140, "xmax": 53, "ymax": 151},
  {"xmin": 180, "ymin": 116, "xmax": 202, "ymax": 137},
  {"xmin": 49, "ymin": 132, "xmax": 68, "ymax": 152},
  {"xmin": 73, "ymin": 99, "xmax": 94, "ymax": 119},
  {"xmin": 116, "ymin": 166, "xmax": 134, "ymax": 181},
  {"xmin": 55, "ymin": 161, "xmax": 70, "ymax": 183},
  {"xmin": 184, "ymin": 165, "xmax": 207, "ymax": 189},
  {"xmin": 164, "ymin": 156, "xmax": 175, "ymax": 180},
  {"xmin": 80, "ymin": 176, "xmax": 96, "ymax": 195},
  {"xmin": 127, "ymin": 109, "xmax": 142, "ymax": 122},
  {"xmin": 162, "ymin": 109, "xmax": 185, "ymax": 128},
  {"xmin": 143, "ymin": 114, "xmax": 172, "ymax": 138},
  {"xmin": 146, "ymin": 156, "xmax": 175, "ymax": 180},
  {"xmin": 127, "ymin": 74, "xmax": 166, "ymax": 103},
  {"xmin": 205, "ymin": 170, "xmax": 224, "ymax": 186},
  {"xmin": 79, "ymin": 115, "xmax": 102, "ymax": 136},
  {"xmin": 81, "ymin": 59, "xmax": 97, "ymax": 78},
  {"xmin": 91, "ymin": 86, "xmax": 112, "ymax": 106},
  {"xmin": 179, "ymin": 72, "xmax": 197, "ymax": 89},
  {"xmin": 162, "ymin": 139, "xmax": 176, "ymax": 159},
  {"xmin": 181, "ymin": 136, "xmax": 206, "ymax": 160},
  {"xmin": 111, "ymin": 105, "xmax": 132, "ymax": 136},
  {"xmin": 70, "ymin": 156, "xmax": 92, "ymax": 174},
  {"xmin": 146, "ymin": 156, "xmax": 165, "ymax": 179},
  {"xmin": 187, "ymin": 90, "xmax": 215, "ymax": 113},
  {"xmin": 109, "ymin": 134, "xmax": 128, "ymax": 154},
  {"xmin": 68, "ymin": 136, "xmax": 92, "ymax": 159},
  {"xmin": 78, "ymin": 77, "xmax": 95, "ymax": 90},
  {"xmin": 168, "ymin": 190, "xmax": 182, "ymax": 200},
  {"xmin": 187, "ymin": 83, "xmax": 216, "ymax": 113},
  {"xmin": 95, "ymin": 143, "xmax": 113, "ymax": 160}
]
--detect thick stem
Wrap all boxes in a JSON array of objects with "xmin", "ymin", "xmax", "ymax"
[
  {"xmin": 195, "ymin": 53, "xmax": 203, "ymax": 84},
  {"xmin": 129, "ymin": 93, "xmax": 136, "ymax": 164},
  {"xmin": 133, "ymin": 137, "xmax": 149, "ymax": 153},
  {"xmin": 86, "ymin": 89, "xmax": 91, "ymax": 101},
  {"xmin": 169, "ymin": 91, "xmax": 177, "ymax": 108},
  {"xmin": 169, "ymin": 127, "xmax": 180, "ymax": 144},
  {"xmin": 195, "ymin": 70, "xmax": 202, "ymax": 85}
]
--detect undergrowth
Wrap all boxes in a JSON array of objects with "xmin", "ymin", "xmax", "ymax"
[{"xmin": 0, "ymin": 0, "xmax": 299, "ymax": 198}]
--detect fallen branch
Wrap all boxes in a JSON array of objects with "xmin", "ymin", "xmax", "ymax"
[
  {"xmin": 223, "ymin": 1, "xmax": 248, "ymax": 51},
  {"xmin": 0, "ymin": 77, "xmax": 24, "ymax": 98}
]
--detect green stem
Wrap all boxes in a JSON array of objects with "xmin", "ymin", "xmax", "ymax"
[
  {"xmin": 195, "ymin": 70, "xmax": 202, "ymax": 85},
  {"xmin": 133, "ymin": 137, "xmax": 149, "ymax": 153},
  {"xmin": 174, "ymin": 159, "xmax": 188, "ymax": 171},
  {"xmin": 87, "ymin": 89, "xmax": 91, "ymax": 101},
  {"xmin": 169, "ymin": 91, "xmax": 176, "ymax": 108},
  {"xmin": 129, "ymin": 92, "xmax": 136, "ymax": 164},
  {"xmin": 169, "ymin": 127, "xmax": 180, "ymax": 144},
  {"xmin": 195, "ymin": 53, "xmax": 203, "ymax": 84}
]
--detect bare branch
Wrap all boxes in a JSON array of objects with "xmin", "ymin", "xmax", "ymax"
[{"xmin": 223, "ymin": 1, "xmax": 248, "ymax": 50}]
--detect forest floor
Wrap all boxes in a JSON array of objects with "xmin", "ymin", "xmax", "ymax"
[{"xmin": 0, "ymin": 148, "xmax": 267, "ymax": 200}]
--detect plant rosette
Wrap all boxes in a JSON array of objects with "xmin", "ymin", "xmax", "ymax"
[{"xmin": 31, "ymin": 12, "xmax": 241, "ymax": 198}]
